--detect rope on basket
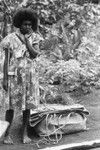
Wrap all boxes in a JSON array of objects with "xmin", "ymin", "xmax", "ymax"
[{"xmin": 39, "ymin": 113, "xmax": 66, "ymax": 144}]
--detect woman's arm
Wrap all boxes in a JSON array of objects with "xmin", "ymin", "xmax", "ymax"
[
  {"xmin": 51, "ymin": 47, "xmax": 62, "ymax": 59},
  {"xmin": 72, "ymin": 29, "xmax": 81, "ymax": 51},
  {"xmin": 24, "ymin": 36, "xmax": 40, "ymax": 58}
]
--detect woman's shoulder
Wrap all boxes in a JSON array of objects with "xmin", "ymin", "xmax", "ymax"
[
  {"xmin": 0, "ymin": 32, "xmax": 15, "ymax": 49},
  {"xmin": 1, "ymin": 32, "xmax": 17, "ymax": 43},
  {"xmin": 6, "ymin": 32, "xmax": 17, "ymax": 38}
]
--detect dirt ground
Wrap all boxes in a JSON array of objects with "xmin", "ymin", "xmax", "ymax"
[{"xmin": 0, "ymin": 88, "xmax": 100, "ymax": 150}]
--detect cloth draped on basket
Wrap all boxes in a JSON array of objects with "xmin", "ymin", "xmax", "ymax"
[{"xmin": 29, "ymin": 104, "xmax": 89, "ymax": 143}]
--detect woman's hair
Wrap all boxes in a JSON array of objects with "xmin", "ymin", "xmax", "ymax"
[{"xmin": 13, "ymin": 8, "xmax": 38, "ymax": 31}]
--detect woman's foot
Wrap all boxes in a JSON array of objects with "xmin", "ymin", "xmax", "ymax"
[
  {"xmin": 3, "ymin": 135, "xmax": 13, "ymax": 144},
  {"xmin": 23, "ymin": 136, "xmax": 32, "ymax": 144}
]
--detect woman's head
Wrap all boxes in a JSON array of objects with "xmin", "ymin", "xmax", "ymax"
[
  {"xmin": 13, "ymin": 8, "xmax": 38, "ymax": 34},
  {"xmin": 20, "ymin": 20, "xmax": 32, "ymax": 35}
]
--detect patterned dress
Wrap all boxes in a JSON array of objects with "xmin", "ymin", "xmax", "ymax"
[{"xmin": 0, "ymin": 30, "xmax": 43, "ymax": 111}]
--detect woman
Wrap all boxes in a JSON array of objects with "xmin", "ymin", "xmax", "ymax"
[
  {"xmin": 62, "ymin": 11, "xmax": 81, "ymax": 60},
  {"xmin": 1, "ymin": 8, "xmax": 43, "ymax": 144}
]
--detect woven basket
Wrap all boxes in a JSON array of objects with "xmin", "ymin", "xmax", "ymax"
[{"xmin": 30, "ymin": 104, "xmax": 89, "ymax": 138}]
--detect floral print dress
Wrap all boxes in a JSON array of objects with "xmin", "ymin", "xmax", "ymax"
[{"xmin": 0, "ymin": 30, "xmax": 43, "ymax": 111}]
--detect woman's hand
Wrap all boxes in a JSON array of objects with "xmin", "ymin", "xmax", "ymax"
[{"xmin": 24, "ymin": 35, "xmax": 32, "ymax": 50}]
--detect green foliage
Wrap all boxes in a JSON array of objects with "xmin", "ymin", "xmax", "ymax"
[{"xmin": 0, "ymin": 0, "xmax": 100, "ymax": 104}]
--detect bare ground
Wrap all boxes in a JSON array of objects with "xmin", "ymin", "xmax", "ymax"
[{"xmin": 0, "ymin": 88, "xmax": 100, "ymax": 150}]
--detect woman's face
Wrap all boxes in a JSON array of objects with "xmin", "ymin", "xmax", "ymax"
[
  {"xmin": 70, "ymin": 13, "xmax": 77, "ymax": 21},
  {"xmin": 20, "ymin": 20, "xmax": 32, "ymax": 35}
]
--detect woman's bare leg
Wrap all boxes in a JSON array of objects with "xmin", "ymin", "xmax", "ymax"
[
  {"xmin": 22, "ymin": 109, "xmax": 32, "ymax": 144},
  {"xmin": 3, "ymin": 109, "xmax": 14, "ymax": 144}
]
